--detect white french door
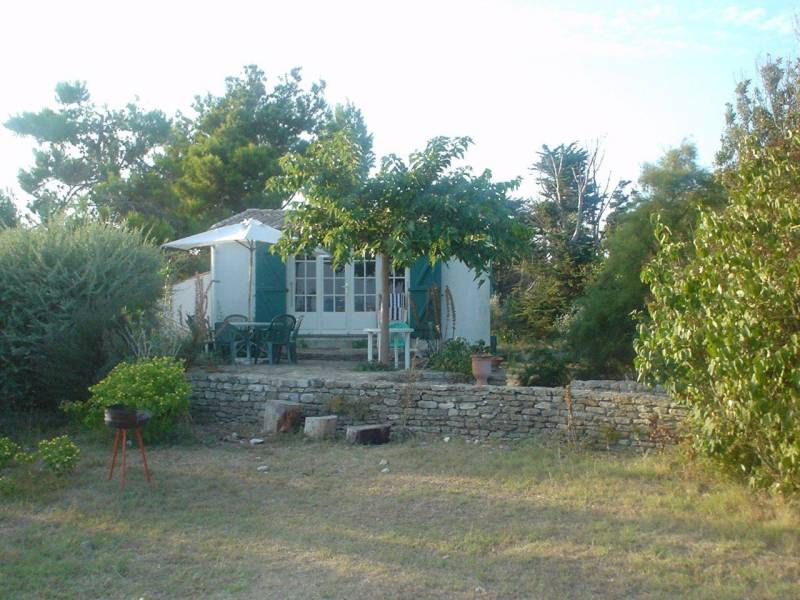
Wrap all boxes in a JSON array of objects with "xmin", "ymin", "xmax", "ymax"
[
  {"xmin": 320, "ymin": 257, "xmax": 347, "ymax": 330},
  {"xmin": 288, "ymin": 253, "xmax": 407, "ymax": 334}
]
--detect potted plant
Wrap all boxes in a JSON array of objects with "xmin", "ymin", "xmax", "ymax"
[
  {"xmin": 471, "ymin": 353, "xmax": 493, "ymax": 385},
  {"xmin": 469, "ymin": 340, "xmax": 495, "ymax": 385}
]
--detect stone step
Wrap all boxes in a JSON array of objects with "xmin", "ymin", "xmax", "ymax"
[
  {"xmin": 296, "ymin": 335, "xmax": 368, "ymax": 351},
  {"xmin": 295, "ymin": 348, "xmax": 366, "ymax": 362}
]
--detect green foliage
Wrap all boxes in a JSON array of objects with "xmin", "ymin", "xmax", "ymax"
[
  {"xmin": 36, "ymin": 435, "xmax": 80, "ymax": 475},
  {"xmin": 1, "ymin": 433, "xmax": 79, "ymax": 478},
  {"xmin": 514, "ymin": 347, "xmax": 570, "ymax": 387},
  {"xmin": 429, "ymin": 338, "xmax": 475, "ymax": 376},
  {"xmin": 5, "ymin": 81, "xmax": 174, "ymax": 226},
  {"xmin": 6, "ymin": 68, "xmax": 330, "ymax": 241},
  {"xmin": 325, "ymin": 395, "xmax": 371, "ymax": 421},
  {"xmin": 568, "ymin": 143, "xmax": 726, "ymax": 377},
  {"xmin": 0, "ymin": 190, "xmax": 18, "ymax": 228},
  {"xmin": 273, "ymin": 126, "xmax": 527, "ymax": 364},
  {"xmin": 0, "ymin": 436, "xmax": 21, "ymax": 470},
  {"xmin": 355, "ymin": 361, "xmax": 394, "ymax": 371},
  {"xmin": 0, "ymin": 219, "xmax": 164, "ymax": 410},
  {"xmin": 716, "ymin": 56, "xmax": 800, "ymax": 181},
  {"xmin": 636, "ymin": 126, "xmax": 800, "ymax": 493},
  {"xmin": 77, "ymin": 357, "xmax": 191, "ymax": 442},
  {"xmin": 499, "ymin": 142, "xmax": 629, "ymax": 340},
  {"xmin": 170, "ymin": 66, "xmax": 329, "ymax": 227}
]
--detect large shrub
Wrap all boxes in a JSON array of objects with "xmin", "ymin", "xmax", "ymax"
[
  {"xmin": 636, "ymin": 132, "xmax": 800, "ymax": 494},
  {"xmin": 76, "ymin": 357, "xmax": 191, "ymax": 441},
  {"xmin": 0, "ymin": 219, "xmax": 164, "ymax": 409}
]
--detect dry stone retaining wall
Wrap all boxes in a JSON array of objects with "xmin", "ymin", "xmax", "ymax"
[{"xmin": 188, "ymin": 370, "xmax": 686, "ymax": 449}]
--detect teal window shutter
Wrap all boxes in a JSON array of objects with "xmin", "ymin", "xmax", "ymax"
[
  {"xmin": 409, "ymin": 257, "xmax": 442, "ymax": 336},
  {"xmin": 255, "ymin": 243, "xmax": 286, "ymax": 322}
]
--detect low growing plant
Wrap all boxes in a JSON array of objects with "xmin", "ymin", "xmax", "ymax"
[
  {"xmin": 326, "ymin": 395, "xmax": 371, "ymax": 422},
  {"xmin": 36, "ymin": 435, "xmax": 80, "ymax": 475},
  {"xmin": 0, "ymin": 436, "xmax": 21, "ymax": 469},
  {"xmin": 69, "ymin": 357, "xmax": 191, "ymax": 442},
  {"xmin": 428, "ymin": 338, "xmax": 481, "ymax": 376}
]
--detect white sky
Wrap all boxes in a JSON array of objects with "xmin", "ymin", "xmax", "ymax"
[{"xmin": 0, "ymin": 0, "xmax": 796, "ymax": 211}]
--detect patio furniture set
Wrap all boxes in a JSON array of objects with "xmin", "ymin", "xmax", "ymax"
[
  {"xmin": 209, "ymin": 313, "xmax": 415, "ymax": 368},
  {"xmin": 213, "ymin": 313, "xmax": 302, "ymax": 365}
]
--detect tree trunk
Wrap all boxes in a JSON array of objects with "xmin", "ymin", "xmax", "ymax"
[{"xmin": 378, "ymin": 253, "xmax": 391, "ymax": 366}]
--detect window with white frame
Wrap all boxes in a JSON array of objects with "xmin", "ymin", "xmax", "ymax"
[{"xmin": 353, "ymin": 255, "xmax": 376, "ymax": 312}]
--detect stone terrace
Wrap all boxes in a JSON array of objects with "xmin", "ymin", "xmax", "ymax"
[{"xmin": 188, "ymin": 362, "xmax": 686, "ymax": 449}]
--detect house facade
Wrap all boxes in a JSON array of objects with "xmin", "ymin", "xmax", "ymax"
[{"xmin": 171, "ymin": 209, "xmax": 491, "ymax": 342}]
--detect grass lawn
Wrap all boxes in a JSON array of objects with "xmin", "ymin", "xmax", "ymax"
[{"xmin": 1, "ymin": 433, "xmax": 799, "ymax": 599}]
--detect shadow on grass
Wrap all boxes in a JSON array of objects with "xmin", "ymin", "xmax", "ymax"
[{"xmin": 2, "ymin": 439, "xmax": 799, "ymax": 600}]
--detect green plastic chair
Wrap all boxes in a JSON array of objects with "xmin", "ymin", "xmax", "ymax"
[
  {"xmin": 287, "ymin": 315, "xmax": 303, "ymax": 364},
  {"xmin": 256, "ymin": 314, "xmax": 296, "ymax": 364},
  {"xmin": 389, "ymin": 320, "xmax": 410, "ymax": 368},
  {"xmin": 214, "ymin": 315, "xmax": 249, "ymax": 364}
]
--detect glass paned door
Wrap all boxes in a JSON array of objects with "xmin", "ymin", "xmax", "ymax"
[
  {"xmin": 294, "ymin": 254, "xmax": 317, "ymax": 313},
  {"xmin": 318, "ymin": 256, "xmax": 347, "ymax": 330},
  {"xmin": 323, "ymin": 258, "xmax": 346, "ymax": 312}
]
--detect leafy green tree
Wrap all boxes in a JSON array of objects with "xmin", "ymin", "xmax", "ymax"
[
  {"xmin": 637, "ymin": 108, "xmax": 800, "ymax": 493},
  {"xmin": 568, "ymin": 143, "xmax": 725, "ymax": 376},
  {"xmin": 716, "ymin": 55, "xmax": 800, "ymax": 182},
  {"xmin": 499, "ymin": 142, "xmax": 629, "ymax": 340},
  {"xmin": 273, "ymin": 128, "xmax": 527, "ymax": 364},
  {"xmin": 0, "ymin": 190, "xmax": 18, "ymax": 228},
  {"xmin": 170, "ymin": 65, "xmax": 328, "ymax": 226},
  {"xmin": 5, "ymin": 82, "xmax": 173, "ymax": 225}
]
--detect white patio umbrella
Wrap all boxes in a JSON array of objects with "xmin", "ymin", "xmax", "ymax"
[{"xmin": 162, "ymin": 218, "xmax": 282, "ymax": 321}]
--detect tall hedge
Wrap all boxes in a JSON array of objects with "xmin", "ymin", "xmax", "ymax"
[
  {"xmin": 636, "ymin": 133, "xmax": 800, "ymax": 493},
  {"xmin": 0, "ymin": 219, "xmax": 164, "ymax": 409}
]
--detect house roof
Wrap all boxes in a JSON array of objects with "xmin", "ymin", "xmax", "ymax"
[{"xmin": 211, "ymin": 208, "xmax": 285, "ymax": 230}]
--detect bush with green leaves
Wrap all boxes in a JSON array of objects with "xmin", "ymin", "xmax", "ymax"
[
  {"xmin": 0, "ymin": 219, "xmax": 164, "ymax": 410},
  {"xmin": 1, "ymin": 434, "xmax": 79, "ymax": 478},
  {"xmin": 36, "ymin": 435, "xmax": 80, "ymax": 475},
  {"xmin": 428, "ymin": 338, "xmax": 475, "ymax": 376},
  {"xmin": 514, "ymin": 347, "xmax": 570, "ymax": 387},
  {"xmin": 636, "ymin": 131, "xmax": 800, "ymax": 494},
  {"xmin": 74, "ymin": 357, "xmax": 191, "ymax": 441},
  {"xmin": 0, "ymin": 436, "xmax": 21, "ymax": 470}
]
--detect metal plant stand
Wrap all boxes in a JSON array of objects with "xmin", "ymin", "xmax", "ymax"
[{"xmin": 105, "ymin": 406, "xmax": 152, "ymax": 490}]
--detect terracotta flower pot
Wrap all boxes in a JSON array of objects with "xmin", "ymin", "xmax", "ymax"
[{"xmin": 471, "ymin": 355, "xmax": 493, "ymax": 385}]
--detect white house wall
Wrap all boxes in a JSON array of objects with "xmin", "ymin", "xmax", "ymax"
[
  {"xmin": 192, "ymin": 243, "xmax": 491, "ymax": 340},
  {"xmin": 441, "ymin": 261, "xmax": 491, "ymax": 343},
  {"xmin": 168, "ymin": 272, "xmax": 211, "ymax": 325},
  {"xmin": 210, "ymin": 242, "xmax": 252, "ymax": 321}
]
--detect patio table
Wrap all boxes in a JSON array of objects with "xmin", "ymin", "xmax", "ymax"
[
  {"xmin": 226, "ymin": 321, "xmax": 272, "ymax": 361},
  {"xmin": 364, "ymin": 327, "xmax": 413, "ymax": 369}
]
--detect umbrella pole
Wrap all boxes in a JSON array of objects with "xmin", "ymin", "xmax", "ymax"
[{"xmin": 248, "ymin": 244, "xmax": 254, "ymax": 321}]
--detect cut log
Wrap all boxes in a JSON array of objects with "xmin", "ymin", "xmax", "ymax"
[
  {"xmin": 345, "ymin": 424, "xmax": 391, "ymax": 445},
  {"xmin": 263, "ymin": 400, "xmax": 301, "ymax": 433},
  {"xmin": 304, "ymin": 415, "xmax": 338, "ymax": 439}
]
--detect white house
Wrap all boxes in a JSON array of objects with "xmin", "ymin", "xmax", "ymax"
[{"xmin": 169, "ymin": 208, "xmax": 491, "ymax": 343}]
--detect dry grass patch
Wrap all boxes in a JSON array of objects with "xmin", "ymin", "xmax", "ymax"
[{"xmin": 1, "ymin": 434, "xmax": 799, "ymax": 599}]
